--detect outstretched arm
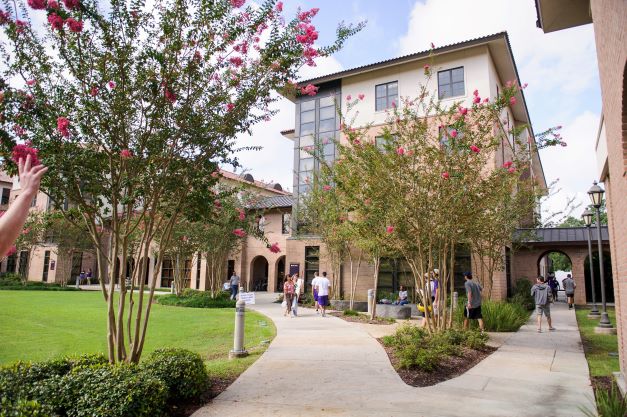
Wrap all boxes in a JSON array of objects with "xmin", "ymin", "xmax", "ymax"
[{"xmin": 0, "ymin": 156, "xmax": 48, "ymax": 257}]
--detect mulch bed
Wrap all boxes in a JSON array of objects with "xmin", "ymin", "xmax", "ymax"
[
  {"xmin": 329, "ymin": 311, "xmax": 396, "ymax": 325},
  {"xmin": 379, "ymin": 340, "xmax": 496, "ymax": 387},
  {"xmin": 170, "ymin": 376, "xmax": 237, "ymax": 417}
]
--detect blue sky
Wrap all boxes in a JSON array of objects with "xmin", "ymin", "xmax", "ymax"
[{"xmin": 234, "ymin": 0, "xmax": 603, "ymax": 223}]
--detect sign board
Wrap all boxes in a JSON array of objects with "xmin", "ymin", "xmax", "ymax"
[
  {"xmin": 239, "ymin": 292, "xmax": 255, "ymax": 305},
  {"xmin": 289, "ymin": 263, "xmax": 300, "ymax": 276}
]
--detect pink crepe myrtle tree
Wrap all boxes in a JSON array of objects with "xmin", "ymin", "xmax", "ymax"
[
  {"xmin": 0, "ymin": 0, "xmax": 362, "ymax": 363},
  {"xmin": 304, "ymin": 72, "xmax": 561, "ymax": 328}
]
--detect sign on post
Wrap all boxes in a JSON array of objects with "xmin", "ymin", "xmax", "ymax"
[
  {"xmin": 239, "ymin": 292, "xmax": 255, "ymax": 305},
  {"xmin": 289, "ymin": 263, "xmax": 300, "ymax": 276}
]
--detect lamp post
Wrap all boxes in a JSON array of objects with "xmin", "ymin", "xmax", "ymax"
[
  {"xmin": 587, "ymin": 181, "xmax": 613, "ymax": 331},
  {"xmin": 581, "ymin": 207, "xmax": 600, "ymax": 318}
]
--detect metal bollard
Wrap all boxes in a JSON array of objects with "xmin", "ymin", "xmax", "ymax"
[
  {"xmin": 452, "ymin": 291, "xmax": 458, "ymax": 310},
  {"xmin": 367, "ymin": 289, "xmax": 374, "ymax": 315},
  {"xmin": 229, "ymin": 299, "xmax": 249, "ymax": 359}
]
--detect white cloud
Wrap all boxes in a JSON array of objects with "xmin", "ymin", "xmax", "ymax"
[
  {"xmin": 539, "ymin": 111, "xmax": 600, "ymax": 223},
  {"xmin": 230, "ymin": 55, "xmax": 344, "ymax": 190}
]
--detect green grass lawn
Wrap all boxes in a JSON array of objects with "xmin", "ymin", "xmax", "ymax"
[
  {"xmin": 575, "ymin": 307, "xmax": 619, "ymax": 377},
  {"xmin": 0, "ymin": 291, "xmax": 275, "ymax": 378}
]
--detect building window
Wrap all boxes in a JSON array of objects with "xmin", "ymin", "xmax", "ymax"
[
  {"xmin": 1, "ymin": 188, "xmax": 10, "ymax": 205},
  {"xmin": 304, "ymin": 246, "xmax": 320, "ymax": 291},
  {"xmin": 377, "ymin": 258, "xmax": 413, "ymax": 302},
  {"xmin": 6, "ymin": 253, "xmax": 17, "ymax": 273},
  {"xmin": 71, "ymin": 252, "xmax": 82, "ymax": 284},
  {"xmin": 42, "ymin": 250, "xmax": 51, "ymax": 282},
  {"xmin": 282, "ymin": 213, "xmax": 291, "ymax": 234},
  {"xmin": 375, "ymin": 81, "xmax": 398, "ymax": 111},
  {"xmin": 183, "ymin": 259, "xmax": 192, "ymax": 289},
  {"xmin": 161, "ymin": 258, "xmax": 174, "ymax": 288},
  {"xmin": 438, "ymin": 67, "xmax": 464, "ymax": 99},
  {"xmin": 196, "ymin": 253, "xmax": 201, "ymax": 290},
  {"xmin": 18, "ymin": 250, "xmax": 30, "ymax": 278}
]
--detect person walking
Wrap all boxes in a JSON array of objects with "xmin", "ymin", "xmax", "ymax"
[
  {"xmin": 463, "ymin": 272, "xmax": 484, "ymax": 331},
  {"xmin": 562, "ymin": 273, "xmax": 576, "ymax": 309},
  {"xmin": 292, "ymin": 273, "xmax": 304, "ymax": 317},
  {"xmin": 531, "ymin": 275, "xmax": 555, "ymax": 332},
  {"xmin": 283, "ymin": 275, "xmax": 295, "ymax": 317},
  {"xmin": 229, "ymin": 271, "xmax": 241, "ymax": 300},
  {"xmin": 547, "ymin": 274, "xmax": 559, "ymax": 302},
  {"xmin": 86, "ymin": 268, "xmax": 93, "ymax": 285},
  {"xmin": 311, "ymin": 272, "xmax": 321, "ymax": 314},
  {"xmin": 316, "ymin": 272, "xmax": 331, "ymax": 317}
]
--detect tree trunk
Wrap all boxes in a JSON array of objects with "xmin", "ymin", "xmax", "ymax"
[{"xmin": 370, "ymin": 256, "xmax": 380, "ymax": 320}]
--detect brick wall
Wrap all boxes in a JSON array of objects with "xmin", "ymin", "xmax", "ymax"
[{"xmin": 590, "ymin": 0, "xmax": 627, "ymax": 376}]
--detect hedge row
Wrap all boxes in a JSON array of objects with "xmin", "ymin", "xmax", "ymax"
[
  {"xmin": 0, "ymin": 274, "xmax": 79, "ymax": 291},
  {"xmin": 0, "ymin": 349, "xmax": 209, "ymax": 417},
  {"xmin": 156, "ymin": 288, "xmax": 236, "ymax": 308}
]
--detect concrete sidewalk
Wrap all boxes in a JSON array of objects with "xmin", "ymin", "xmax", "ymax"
[{"xmin": 193, "ymin": 295, "xmax": 594, "ymax": 417}]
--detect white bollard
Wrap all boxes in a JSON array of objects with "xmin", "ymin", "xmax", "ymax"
[
  {"xmin": 452, "ymin": 291, "xmax": 458, "ymax": 309},
  {"xmin": 367, "ymin": 289, "xmax": 374, "ymax": 315},
  {"xmin": 229, "ymin": 299, "xmax": 249, "ymax": 359}
]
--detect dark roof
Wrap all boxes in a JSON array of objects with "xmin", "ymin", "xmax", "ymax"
[
  {"xmin": 515, "ymin": 227, "xmax": 609, "ymax": 244},
  {"xmin": 249, "ymin": 195, "xmax": 293, "ymax": 210},
  {"xmin": 300, "ymin": 32, "xmax": 510, "ymax": 85}
]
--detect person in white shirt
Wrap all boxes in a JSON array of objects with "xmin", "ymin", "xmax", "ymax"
[
  {"xmin": 311, "ymin": 272, "xmax": 321, "ymax": 314},
  {"xmin": 316, "ymin": 272, "xmax": 331, "ymax": 317},
  {"xmin": 394, "ymin": 286, "xmax": 409, "ymax": 305},
  {"xmin": 292, "ymin": 273, "xmax": 304, "ymax": 317}
]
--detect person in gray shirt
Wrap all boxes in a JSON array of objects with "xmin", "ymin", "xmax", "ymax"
[
  {"xmin": 230, "ymin": 272, "xmax": 241, "ymax": 300},
  {"xmin": 531, "ymin": 275, "xmax": 555, "ymax": 333},
  {"xmin": 463, "ymin": 272, "xmax": 484, "ymax": 331},
  {"xmin": 562, "ymin": 274, "xmax": 576, "ymax": 309}
]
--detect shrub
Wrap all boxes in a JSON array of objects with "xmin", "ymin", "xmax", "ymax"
[
  {"xmin": 383, "ymin": 325, "xmax": 487, "ymax": 371},
  {"xmin": 510, "ymin": 278, "xmax": 535, "ymax": 310},
  {"xmin": 155, "ymin": 289, "xmax": 235, "ymax": 308},
  {"xmin": 0, "ymin": 398, "xmax": 52, "ymax": 417},
  {"xmin": 581, "ymin": 383, "xmax": 627, "ymax": 417},
  {"xmin": 141, "ymin": 348, "xmax": 209, "ymax": 403},
  {"xmin": 454, "ymin": 299, "xmax": 530, "ymax": 332},
  {"xmin": 343, "ymin": 309, "xmax": 359, "ymax": 316},
  {"xmin": 0, "ymin": 275, "xmax": 80, "ymax": 291},
  {"xmin": 56, "ymin": 364, "xmax": 167, "ymax": 417},
  {"xmin": 0, "ymin": 354, "xmax": 108, "ymax": 408}
]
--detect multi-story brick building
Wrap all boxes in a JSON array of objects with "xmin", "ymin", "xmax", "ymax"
[
  {"xmin": 0, "ymin": 169, "xmax": 291, "ymax": 291},
  {"xmin": 279, "ymin": 32, "xmax": 547, "ymax": 300},
  {"xmin": 535, "ymin": 0, "xmax": 626, "ymax": 392}
]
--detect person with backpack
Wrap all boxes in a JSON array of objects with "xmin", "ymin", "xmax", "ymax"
[
  {"xmin": 547, "ymin": 274, "xmax": 559, "ymax": 302},
  {"xmin": 531, "ymin": 275, "xmax": 555, "ymax": 333}
]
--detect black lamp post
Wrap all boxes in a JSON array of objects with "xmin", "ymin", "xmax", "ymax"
[
  {"xmin": 587, "ymin": 181, "xmax": 612, "ymax": 329},
  {"xmin": 581, "ymin": 207, "xmax": 600, "ymax": 318}
]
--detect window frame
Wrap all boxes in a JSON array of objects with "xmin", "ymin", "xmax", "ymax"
[
  {"xmin": 437, "ymin": 66, "xmax": 465, "ymax": 100},
  {"xmin": 375, "ymin": 81, "xmax": 398, "ymax": 112}
]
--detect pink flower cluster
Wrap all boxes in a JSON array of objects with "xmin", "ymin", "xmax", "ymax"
[
  {"xmin": 296, "ymin": 23, "xmax": 318, "ymax": 46},
  {"xmin": 269, "ymin": 242, "xmax": 281, "ymax": 253},
  {"xmin": 441, "ymin": 172, "xmax": 450, "ymax": 179},
  {"xmin": 233, "ymin": 228, "xmax": 246, "ymax": 238},
  {"xmin": 237, "ymin": 208, "xmax": 246, "ymax": 221},
  {"xmin": 298, "ymin": 7, "xmax": 319, "ymax": 23},
  {"xmin": 300, "ymin": 84, "xmax": 318, "ymax": 96},
  {"xmin": 386, "ymin": 226, "xmax": 394, "ymax": 234},
  {"xmin": 502, "ymin": 161, "xmax": 513, "ymax": 169},
  {"xmin": 225, "ymin": 103, "xmax": 235, "ymax": 112},
  {"xmin": 473, "ymin": 89, "xmax": 481, "ymax": 104},
  {"xmin": 11, "ymin": 143, "xmax": 40, "ymax": 166},
  {"xmin": 229, "ymin": 56, "xmax": 243, "ymax": 67},
  {"xmin": 65, "ymin": 17, "xmax": 82, "ymax": 32},
  {"xmin": 214, "ymin": 200, "xmax": 222, "ymax": 209},
  {"xmin": 120, "ymin": 149, "xmax": 132, "ymax": 159},
  {"xmin": 48, "ymin": 13, "xmax": 63, "ymax": 30},
  {"xmin": 230, "ymin": 0, "xmax": 245, "ymax": 7},
  {"xmin": 423, "ymin": 64, "xmax": 430, "ymax": 75},
  {"xmin": 275, "ymin": 1, "xmax": 283, "ymax": 12},
  {"xmin": 164, "ymin": 88, "xmax": 176, "ymax": 103},
  {"xmin": 0, "ymin": 10, "xmax": 11, "ymax": 25},
  {"xmin": 63, "ymin": 0, "xmax": 79, "ymax": 9},
  {"xmin": 27, "ymin": 0, "xmax": 46, "ymax": 10},
  {"xmin": 323, "ymin": 185, "xmax": 332, "ymax": 191},
  {"xmin": 469, "ymin": 145, "xmax": 480, "ymax": 153},
  {"xmin": 57, "ymin": 116, "xmax": 70, "ymax": 137},
  {"xmin": 396, "ymin": 147, "xmax": 405, "ymax": 156}
]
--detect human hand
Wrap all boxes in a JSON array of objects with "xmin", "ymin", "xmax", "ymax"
[{"xmin": 18, "ymin": 155, "xmax": 48, "ymax": 198}]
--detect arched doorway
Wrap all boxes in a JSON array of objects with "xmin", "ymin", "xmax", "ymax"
[
  {"xmin": 537, "ymin": 250, "xmax": 572, "ymax": 299},
  {"xmin": 584, "ymin": 251, "xmax": 614, "ymax": 303},
  {"xmin": 275, "ymin": 256, "xmax": 286, "ymax": 292},
  {"xmin": 251, "ymin": 256, "xmax": 269, "ymax": 292}
]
